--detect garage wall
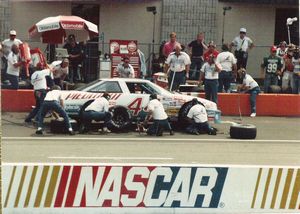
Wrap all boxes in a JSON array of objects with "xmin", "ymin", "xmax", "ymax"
[
  {"xmin": 99, "ymin": 1, "xmax": 162, "ymax": 55},
  {"xmin": 10, "ymin": 1, "xmax": 71, "ymax": 50}
]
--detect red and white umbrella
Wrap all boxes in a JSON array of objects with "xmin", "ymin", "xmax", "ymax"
[{"xmin": 29, "ymin": 15, "xmax": 98, "ymax": 44}]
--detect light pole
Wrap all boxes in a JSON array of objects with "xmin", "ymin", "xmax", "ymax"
[
  {"xmin": 286, "ymin": 17, "xmax": 298, "ymax": 44},
  {"xmin": 221, "ymin": 6, "xmax": 231, "ymax": 45},
  {"xmin": 146, "ymin": 6, "xmax": 157, "ymax": 74}
]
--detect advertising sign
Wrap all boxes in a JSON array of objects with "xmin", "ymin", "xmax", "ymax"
[
  {"xmin": 110, "ymin": 40, "xmax": 140, "ymax": 78},
  {"xmin": 2, "ymin": 164, "xmax": 300, "ymax": 213}
]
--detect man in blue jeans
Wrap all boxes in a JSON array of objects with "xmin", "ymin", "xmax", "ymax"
[
  {"xmin": 79, "ymin": 92, "xmax": 112, "ymax": 133},
  {"xmin": 36, "ymin": 85, "xmax": 75, "ymax": 135},
  {"xmin": 237, "ymin": 68, "xmax": 260, "ymax": 117}
]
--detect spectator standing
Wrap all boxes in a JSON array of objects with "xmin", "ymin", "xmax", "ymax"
[
  {"xmin": 6, "ymin": 44, "xmax": 23, "ymax": 89},
  {"xmin": 116, "ymin": 56, "xmax": 135, "ymax": 78},
  {"xmin": 162, "ymin": 32, "xmax": 180, "ymax": 58},
  {"xmin": 164, "ymin": 44, "xmax": 191, "ymax": 91},
  {"xmin": 188, "ymin": 32, "xmax": 207, "ymax": 80},
  {"xmin": 144, "ymin": 94, "xmax": 174, "ymax": 136},
  {"xmin": 203, "ymin": 41, "xmax": 219, "ymax": 62},
  {"xmin": 237, "ymin": 68, "xmax": 260, "ymax": 117},
  {"xmin": 63, "ymin": 35, "xmax": 83, "ymax": 83},
  {"xmin": 79, "ymin": 93, "xmax": 112, "ymax": 133},
  {"xmin": 216, "ymin": 43, "xmax": 237, "ymax": 93},
  {"xmin": 292, "ymin": 47, "xmax": 300, "ymax": 94},
  {"xmin": 186, "ymin": 98, "xmax": 216, "ymax": 135},
  {"xmin": 282, "ymin": 46, "xmax": 295, "ymax": 92},
  {"xmin": 49, "ymin": 58, "xmax": 69, "ymax": 89},
  {"xmin": 25, "ymin": 68, "xmax": 54, "ymax": 123},
  {"xmin": 276, "ymin": 41, "xmax": 287, "ymax": 59},
  {"xmin": 200, "ymin": 54, "xmax": 222, "ymax": 104},
  {"xmin": 1, "ymin": 30, "xmax": 22, "ymax": 83},
  {"xmin": 261, "ymin": 46, "xmax": 283, "ymax": 93},
  {"xmin": 230, "ymin": 28, "xmax": 254, "ymax": 69},
  {"xmin": 36, "ymin": 85, "xmax": 75, "ymax": 135}
]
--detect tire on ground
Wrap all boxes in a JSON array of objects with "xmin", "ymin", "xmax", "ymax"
[
  {"xmin": 50, "ymin": 119, "xmax": 78, "ymax": 133},
  {"xmin": 110, "ymin": 106, "xmax": 132, "ymax": 131},
  {"xmin": 178, "ymin": 101, "xmax": 194, "ymax": 128},
  {"xmin": 230, "ymin": 124, "xmax": 257, "ymax": 139}
]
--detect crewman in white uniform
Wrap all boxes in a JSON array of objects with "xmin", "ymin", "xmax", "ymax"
[{"xmin": 144, "ymin": 94, "xmax": 174, "ymax": 136}]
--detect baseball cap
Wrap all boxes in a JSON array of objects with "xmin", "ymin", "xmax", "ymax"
[
  {"xmin": 10, "ymin": 30, "xmax": 17, "ymax": 36},
  {"xmin": 270, "ymin": 45, "xmax": 277, "ymax": 52},
  {"xmin": 240, "ymin": 28, "xmax": 247, "ymax": 33}
]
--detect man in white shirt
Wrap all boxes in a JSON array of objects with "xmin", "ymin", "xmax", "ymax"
[
  {"xmin": 200, "ymin": 54, "xmax": 221, "ymax": 104},
  {"xmin": 6, "ymin": 44, "xmax": 23, "ymax": 89},
  {"xmin": 165, "ymin": 44, "xmax": 191, "ymax": 91},
  {"xmin": 216, "ymin": 43, "xmax": 237, "ymax": 93},
  {"xmin": 144, "ymin": 94, "xmax": 174, "ymax": 136},
  {"xmin": 25, "ymin": 69, "xmax": 54, "ymax": 123},
  {"xmin": 237, "ymin": 68, "xmax": 260, "ymax": 117},
  {"xmin": 36, "ymin": 85, "xmax": 75, "ymax": 135},
  {"xmin": 79, "ymin": 93, "xmax": 112, "ymax": 133},
  {"xmin": 49, "ymin": 58, "xmax": 69, "ymax": 89},
  {"xmin": 116, "ymin": 56, "xmax": 135, "ymax": 78},
  {"xmin": 186, "ymin": 98, "xmax": 216, "ymax": 135},
  {"xmin": 230, "ymin": 28, "xmax": 254, "ymax": 70},
  {"xmin": 1, "ymin": 30, "xmax": 23, "ymax": 83}
]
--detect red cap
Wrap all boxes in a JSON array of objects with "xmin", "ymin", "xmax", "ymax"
[{"xmin": 270, "ymin": 46, "xmax": 277, "ymax": 52}]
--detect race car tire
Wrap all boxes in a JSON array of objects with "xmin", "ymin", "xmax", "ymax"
[
  {"xmin": 178, "ymin": 101, "xmax": 194, "ymax": 128},
  {"xmin": 110, "ymin": 106, "xmax": 132, "ymax": 131},
  {"xmin": 230, "ymin": 124, "xmax": 257, "ymax": 139},
  {"xmin": 50, "ymin": 119, "xmax": 78, "ymax": 133}
]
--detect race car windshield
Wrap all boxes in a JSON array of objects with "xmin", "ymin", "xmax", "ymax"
[{"xmin": 76, "ymin": 79, "xmax": 102, "ymax": 91}]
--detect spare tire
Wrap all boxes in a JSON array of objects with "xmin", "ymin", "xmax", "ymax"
[
  {"xmin": 110, "ymin": 106, "xmax": 132, "ymax": 131},
  {"xmin": 178, "ymin": 101, "xmax": 194, "ymax": 128},
  {"xmin": 230, "ymin": 124, "xmax": 257, "ymax": 139}
]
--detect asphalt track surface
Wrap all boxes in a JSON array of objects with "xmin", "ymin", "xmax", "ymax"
[{"xmin": 2, "ymin": 112, "xmax": 300, "ymax": 166}]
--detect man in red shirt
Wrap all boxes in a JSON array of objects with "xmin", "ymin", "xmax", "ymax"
[
  {"xmin": 203, "ymin": 41, "xmax": 219, "ymax": 62},
  {"xmin": 162, "ymin": 32, "xmax": 180, "ymax": 58}
]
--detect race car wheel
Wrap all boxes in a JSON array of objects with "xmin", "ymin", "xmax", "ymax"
[
  {"xmin": 178, "ymin": 101, "xmax": 194, "ymax": 128},
  {"xmin": 230, "ymin": 124, "xmax": 257, "ymax": 139},
  {"xmin": 110, "ymin": 106, "xmax": 132, "ymax": 131}
]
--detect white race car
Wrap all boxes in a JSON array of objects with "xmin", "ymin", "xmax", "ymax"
[{"xmin": 62, "ymin": 78, "xmax": 220, "ymax": 129}]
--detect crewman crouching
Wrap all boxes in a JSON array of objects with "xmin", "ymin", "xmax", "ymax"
[
  {"xmin": 79, "ymin": 92, "xmax": 112, "ymax": 133},
  {"xmin": 186, "ymin": 98, "xmax": 217, "ymax": 135},
  {"xmin": 144, "ymin": 94, "xmax": 174, "ymax": 136},
  {"xmin": 36, "ymin": 85, "xmax": 75, "ymax": 135}
]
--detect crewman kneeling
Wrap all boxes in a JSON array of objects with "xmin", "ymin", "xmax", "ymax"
[
  {"xmin": 186, "ymin": 98, "xmax": 217, "ymax": 135},
  {"xmin": 144, "ymin": 94, "xmax": 174, "ymax": 136},
  {"xmin": 79, "ymin": 92, "xmax": 112, "ymax": 133}
]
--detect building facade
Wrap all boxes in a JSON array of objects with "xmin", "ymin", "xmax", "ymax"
[{"xmin": 1, "ymin": 0, "xmax": 299, "ymax": 78}]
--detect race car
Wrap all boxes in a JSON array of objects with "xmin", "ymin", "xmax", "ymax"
[{"xmin": 62, "ymin": 78, "xmax": 220, "ymax": 129}]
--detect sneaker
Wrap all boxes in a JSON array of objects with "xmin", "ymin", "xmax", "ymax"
[
  {"xmin": 25, "ymin": 118, "xmax": 32, "ymax": 123},
  {"xmin": 208, "ymin": 128, "xmax": 217, "ymax": 135},
  {"xmin": 36, "ymin": 129, "xmax": 43, "ymax": 135},
  {"xmin": 250, "ymin": 113, "xmax": 256, "ymax": 117},
  {"xmin": 103, "ymin": 127, "xmax": 111, "ymax": 133}
]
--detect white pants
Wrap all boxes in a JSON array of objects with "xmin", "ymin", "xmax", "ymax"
[{"xmin": 282, "ymin": 71, "xmax": 294, "ymax": 91}]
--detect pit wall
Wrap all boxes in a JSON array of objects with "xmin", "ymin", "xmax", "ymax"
[{"xmin": 1, "ymin": 89, "xmax": 300, "ymax": 116}]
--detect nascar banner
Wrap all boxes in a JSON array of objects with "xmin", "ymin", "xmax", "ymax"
[{"xmin": 2, "ymin": 164, "xmax": 300, "ymax": 213}]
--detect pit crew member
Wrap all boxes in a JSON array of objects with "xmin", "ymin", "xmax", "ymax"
[{"xmin": 79, "ymin": 92, "xmax": 112, "ymax": 133}]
